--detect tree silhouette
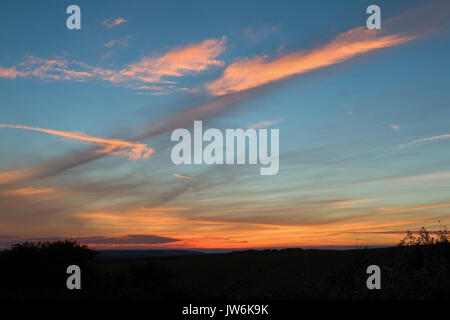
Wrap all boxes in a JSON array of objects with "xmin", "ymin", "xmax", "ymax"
[{"xmin": 0, "ymin": 240, "xmax": 96, "ymax": 299}]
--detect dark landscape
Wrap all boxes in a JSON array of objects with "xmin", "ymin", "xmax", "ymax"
[{"xmin": 1, "ymin": 228, "xmax": 448, "ymax": 300}]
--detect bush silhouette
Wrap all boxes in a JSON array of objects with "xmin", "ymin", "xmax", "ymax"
[
  {"xmin": 399, "ymin": 225, "xmax": 449, "ymax": 247},
  {"xmin": 0, "ymin": 240, "xmax": 96, "ymax": 299},
  {"xmin": 0, "ymin": 239, "xmax": 175, "ymax": 299},
  {"xmin": 332, "ymin": 226, "xmax": 450, "ymax": 299}
]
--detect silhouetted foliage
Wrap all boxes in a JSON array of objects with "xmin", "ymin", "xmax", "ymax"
[
  {"xmin": 317, "ymin": 226, "xmax": 450, "ymax": 299},
  {"xmin": 0, "ymin": 240, "xmax": 96, "ymax": 299},
  {"xmin": 0, "ymin": 240, "xmax": 176, "ymax": 299},
  {"xmin": 399, "ymin": 225, "xmax": 448, "ymax": 247}
]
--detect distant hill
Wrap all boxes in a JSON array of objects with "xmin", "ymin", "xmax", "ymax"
[{"xmin": 96, "ymin": 249, "xmax": 204, "ymax": 260}]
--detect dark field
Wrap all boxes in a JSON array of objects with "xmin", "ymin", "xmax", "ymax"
[{"xmin": 93, "ymin": 246, "xmax": 450, "ymax": 299}]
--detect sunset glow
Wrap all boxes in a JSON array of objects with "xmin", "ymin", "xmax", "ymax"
[{"xmin": 1, "ymin": 0, "xmax": 450, "ymax": 250}]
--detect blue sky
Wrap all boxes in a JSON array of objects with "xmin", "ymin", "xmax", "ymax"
[{"xmin": 0, "ymin": 0, "xmax": 449, "ymax": 249}]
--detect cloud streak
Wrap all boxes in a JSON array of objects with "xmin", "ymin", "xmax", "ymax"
[
  {"xmin": 0, "ymin": 37, "xmax": 226, "ymax": 94},
  {"xmin": 0, "ymin": 124, "xmax": 154, "ymax": 160},
  {"xmin": 102, "ymin": 17, "xmax": 128, "ymax": 29},
  {"xmin": 0, "ymin": 91, "xmax": 248, "ymax": 188},
  {"xmin": 207, "ymin": 27, "xmax": 415, "ymax": 95},
  {"xmin": 378, "ymin": 202, "xmax": 450, "ymax": 215},
  {"xmin": 248, "ymin": 119, "xmax": 280, "ymax": 129},
  {"xmin": 116, "ymin": 36, "xmax": 226, "ymax": 84},
  {"xmin": 371, "ymin": 172, "xmax": 450, "ymax": 184},
  {"xmin": 104, "ymin": 35, "xmax": 132, "ymax": 48},
  {"xmin": 0, "ymin": 56, "xmax": 90, "ymax": 81},
  {"xmin": 399, "ymin": 134, "xmax": 450, "ymax": 148},
  {"xmin": 5, "ymin": 187, "xmax": 55, "ymax": 197},
  {"xmin": 173, "ymin": 173, "xmax": 191, "ymax": 181},
  {"xmin": 0, "ymin": 169, "xmax": 36, "ymax": 185},
  {"xmin": 0, "ymin": 234, "xmax": 180, "ymax": 248},
  {"xmin": 206, "ymin": 0, "xmax": 450, "ymax": 96},
  {"xmin": 0, "ymin": 66, "xmax": 26, "ymax": 78}
]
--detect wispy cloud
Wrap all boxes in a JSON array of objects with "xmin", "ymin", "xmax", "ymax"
[
  {"xmin": 0, "ymin": 66, "xmax": 27, "ymax": 78},
  {"xmin": 0, "ymin": 37, "xmax": 226, "ymax": 95},
  {"xmin": 116, "ymin": 36, "xmax": 226, "ymax": 84},
  {"xmin": 0, "ymin": 92, "xmax": 247, "ymax": 188},
  {"xmin": 248, "ymin": 119, "xmax": 280, "ymax": 129},
  {"xmin": 207, "ymin": 27, "xmax": 415, "ymax": 95},
  {"xmin": 331, "ymin": 199, "xmax": 371, "ymax": 209},
  {"xmin": 0, "ymin": 56, "xmax": 91, "ymax": 81},
  {"xmin": 378, "ymin": 202, "xmax": 450, "ymax": 214},
  {"xmin": 5, "ymin": 187, "xmax": 55, "ymax": 197},
  {"xmin": 0, "ymin": 124, "xmax": 154, "ymax": 160},
  {"xmin": 206, "ymin": 0, "xmax": 450, "ymax": 96},
  {"xmin": 399, "ymin": 134, "xmax": 450, "ymax": 148},
  {"xmin": 0, "ymin": 234, "xmax": 179, "ymax": 248},
  {"xmin": 173, "ymin": 173, "xmax": 191, "ymax": 181},
  {"xmin": 78, "ymin": 234, "xmax": 178, "ymax": 246},
  {"xmin": 104, "ymin": 35, "xmax": 132, "ymax": 48},
  {"xmin": 102, "ymin": 17, "xmax": 127, "ymax": 29},
  {"xmin": 366, "ymin": 172, "xmax": 450, "ymax": 184},
  {"xmin": 243, "ymin": 25, "xmax": 280, "ymax": 42},
  {"xmin": 0, "ymin": 169, "xmax": 36, "ymax": 185}
]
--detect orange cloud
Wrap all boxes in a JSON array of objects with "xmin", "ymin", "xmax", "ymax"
[
  {"xmin": 0, "ymin": 169, "xmax": 36, "ymax": 185},
  {"xmin": 0, "ymin": 56, "xmax": 93, "ymax": 81},
  {"xmin": 330, "ymin": 198, "xmax": 371, "ymax": 209},
  {"xmin": 5, "ymin": 187, "xmax": 55, "ymax": 196},
  {"xmin": 0, "ymin": 124, "xmax": 154, "ymax": 160},
  {"xmin": 207, "ymin": 27, "xmax": 415, "ymax": 95},
  {"xmin": 248, "ymin": 119, "xmax": 280, "ymax": 129},
  {"xmin": 0, "ymin": 37, "xmax": 226, "ymax": 95},
  {"xmin": 0, "ymin": 66, "xmax": 27, "ymax": 78},
  {"xmin": 1, "ymin": 57, "xmax": 86, "ymax": 80},
  {"xmin": 117, "ymin": 36, "xmax": 226, "ymax": 83},
  {"xmin": 173, "ymin": 173, "xmax": 191, "ymax": 181},
  {"xmin": 102, "ymin": 17, "xmax": 127, "ymax": 29},
  {"xmin": 2, "ymin": 187, "xmax": 63, "ymax": 200},
  {"xmin": 378, "ymin": 202, "xmax": 450, "ymax": 215},
  {"xmin": 72, "ymin": 203, "xmax": 422, "ymax": 249},
  {"xmin": 104, "ymin": 36, "xmax": 131, "ymax": 48},
  {"xmin": 73, "ymin": 197, "xmax": 450, "ymax": 248}
]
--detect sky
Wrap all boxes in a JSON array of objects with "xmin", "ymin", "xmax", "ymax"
[{"xmin": 1, "ymin": 0, "xmax": 450, "ymax": 249}]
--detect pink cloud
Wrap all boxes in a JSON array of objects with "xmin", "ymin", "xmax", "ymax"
[
  {"xmin": 0, "ymin": 37, "xmax": 226, "ymax": 95},
  {"xmin": 0, "ymin": 124, "xmax": 154, "ymax": 160},
  {"xmin": 102, "ymin": 17, "xmax": 128, "ymax": 29},
  {"xmin": 207, "ymin": 27, "xmax": 415, "ymax": 95},
  {"xmin": 173, "ymin": 173, "xmax": 191, "ymax": 181},
  {"xmin": 0, "ymin": 66, "xmax": 27, "ymax": 78},
  {"xmin": 117, "ymin": 36, "xmax": 226, "ymax": 83},
  {"xmin": 104, "ymin": 35, "xmax": 132, "ymax": 48}
]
